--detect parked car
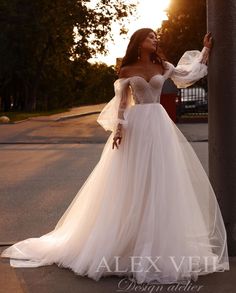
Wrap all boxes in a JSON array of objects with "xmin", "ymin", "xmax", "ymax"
[{"xmin": 178, "ymin": 87, "xmax": 208, "ymax": 114}]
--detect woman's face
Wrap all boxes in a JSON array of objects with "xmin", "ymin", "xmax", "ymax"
[{"xmin": 140, "ymin": 32, "xmax": 158, "ymax": 53}]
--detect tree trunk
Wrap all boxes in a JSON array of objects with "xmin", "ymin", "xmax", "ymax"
[{"xmin": 207, "ymin": 0, "xmax": 236, "ymax": 255}]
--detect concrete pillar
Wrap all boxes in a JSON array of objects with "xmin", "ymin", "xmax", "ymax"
[{"xmin": 207, "ymin": 0, "xmax": 236, "ymax": 255}]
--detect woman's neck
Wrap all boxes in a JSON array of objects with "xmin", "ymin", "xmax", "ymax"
[{"xmin": 138, "ymin": 51, "xmax": 152, "ymax": 65}]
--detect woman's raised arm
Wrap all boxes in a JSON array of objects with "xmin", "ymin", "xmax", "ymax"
[{"xmin": 167, "ymin": 32, "xmax": 213, "ymax": 88}]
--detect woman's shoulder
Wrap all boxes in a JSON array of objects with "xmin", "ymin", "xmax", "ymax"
[
  {"xmin": 163, "ymin": 60, "xmax": 174, "ymax": 69},
  {"xmin": 118, "ymin": 65, "xmax": 134, "ymax": 79},
  {"xmin": 114, "ymin": 66, "xmax": 132, "ymax": 87}
]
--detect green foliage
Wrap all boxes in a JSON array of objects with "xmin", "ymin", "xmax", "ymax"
[
  {"xmin": 0, "ymin": 0, "xmax": 134, "ymax": 111},
  {"xmin": 76, "ymin": 62, "xmax": 117, "ymax": 105},
  {"xmin": 157, "ymin": 0, "xmax": 206, "ymax": 65}
]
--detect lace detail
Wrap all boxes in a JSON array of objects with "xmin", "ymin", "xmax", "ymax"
[
  {"xmin": 115, "ymin": 107, "xmax": 127, "ymax": 137},
  {"xmin": 114, "ymin": 81, "xmax": 131, "ymax": 136},
  {"xmin": 118, "ymin": 107, "xmax": 127, "ymax": 123},
  {"xmin": 97, "ymin": 48, "xmax": 209, "ymax": 132}
]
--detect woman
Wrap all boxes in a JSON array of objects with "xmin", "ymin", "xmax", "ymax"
[{"xmin": 1, "ymin": 28, "xmax": 230, "ymax": 285}]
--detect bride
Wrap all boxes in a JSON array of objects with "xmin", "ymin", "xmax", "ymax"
[{"xmin": 1, "ymin": 28, "xmax": 230, "ymax": 285}]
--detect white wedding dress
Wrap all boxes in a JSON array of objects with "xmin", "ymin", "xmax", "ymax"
[{"xmin": 1, "ymin": 48, "xmax": 230, "ymax": 285}]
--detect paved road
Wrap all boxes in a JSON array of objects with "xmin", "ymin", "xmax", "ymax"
[
  {"xmin": 1, "ymin": 109, "xmax": 234, "ymax": 293},
  {"xmin": 0, "ymin": 114, "xmax": 109, "ymax": 144}
]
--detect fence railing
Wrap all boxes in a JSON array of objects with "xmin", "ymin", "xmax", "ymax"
[{"xmin": 176, "ymin": 86, "xmax": 208, "ymax": 121}]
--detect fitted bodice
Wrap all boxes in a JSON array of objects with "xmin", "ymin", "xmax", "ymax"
[
  {"xmin": 97, "ymin": 48, "xmax": 209, "ymax": 132},
  {"xmin": 128, "ymin": 74, "xmax": 166, "ymax": 104}
]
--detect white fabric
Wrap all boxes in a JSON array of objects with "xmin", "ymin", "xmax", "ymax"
[
  {"xmin": 169, "ymin": 48, "xmax": 208, "ymax": 89},
  {"xmin": 1, "ymin": 47, "xmax": 230, "ymax": 285},
  {"xmin": 97, "ymin": 78, "xmax": 135, "ymax": 132},
  {"xmin": 97, "ymin": 47, "xmax": 208, "ymax": 133}
]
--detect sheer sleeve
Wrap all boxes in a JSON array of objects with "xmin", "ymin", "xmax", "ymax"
[
  {"xmin": 167, "ymin": 47, "xmax": 210, "ymax": 88},
  {"xmin": 96, "ymin": 78, "xmax": 134, "ymax": 133},
  {"xmin": 116, "ymin": 79, "xmax": 130, "ymax": 127}
]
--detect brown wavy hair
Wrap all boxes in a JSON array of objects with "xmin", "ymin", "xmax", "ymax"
[{"xmin": 119, "ymin": 28, "xmax": 166, "ymax": 73}]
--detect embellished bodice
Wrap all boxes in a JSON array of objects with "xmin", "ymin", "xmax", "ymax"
[
  {"xmin": 123, "ymin": 74, "xmax": 167, "ymax": 105},
  {"xmin": 96, "ymin": 47, "xmax": 210, "ymax": 133}
]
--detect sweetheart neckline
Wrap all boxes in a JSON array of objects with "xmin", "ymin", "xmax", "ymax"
[
  {"xmin": 116, "ymin": 72, "xmax": 166, "ymax": 84},
  {"xmin": 129, "ymin": 74, "xmax": 165, "ymax": 83},
  {"xmin": 115, "ymin": 62, "xmax": 173, "ymax": 84}
]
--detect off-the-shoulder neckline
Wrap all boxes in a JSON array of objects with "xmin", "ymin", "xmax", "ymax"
[
  {"xmin": 115, "ymin": 73, "xmax": 164, "ymax": 83},
  {"xmin": 115, "ymin": 61, "xmax": 174, "ymax": 83}
]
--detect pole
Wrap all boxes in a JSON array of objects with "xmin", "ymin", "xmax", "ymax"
[{"xmin": 207, "ymin": 0, "xmax": 236, "ymax": 255}]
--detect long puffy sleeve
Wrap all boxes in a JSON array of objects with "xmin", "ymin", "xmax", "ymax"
[
  {"xmin": 167, "ymin": 47, "xmax": 210, "ymax": 88},
  {"xmin": 96, "ymin": 78, "xmax": 134, "ymax": 133}
]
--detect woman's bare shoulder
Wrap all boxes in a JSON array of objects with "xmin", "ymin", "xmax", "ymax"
[{"xmin": 118, "ymin": 65, "xmax": 136, "ymax": 79}]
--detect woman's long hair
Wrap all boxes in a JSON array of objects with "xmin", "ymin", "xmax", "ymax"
[{"xmin": 119, "ymin": 28, "xmax": 166, "ymax": 73}]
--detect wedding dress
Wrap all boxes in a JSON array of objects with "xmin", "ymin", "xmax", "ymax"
[{"xmin": 1, "ymin": 47, "xmax": 230, "ymax": 285}]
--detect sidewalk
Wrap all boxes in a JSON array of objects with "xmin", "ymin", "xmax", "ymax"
[{"xmin": 7, "ymin": 104, "xmax": 106, "ymax": 124}]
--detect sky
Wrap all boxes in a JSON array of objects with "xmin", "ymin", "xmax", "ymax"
[{"xmin": 89, "ymin": 0, "xmax": 171, "ymax": 65}]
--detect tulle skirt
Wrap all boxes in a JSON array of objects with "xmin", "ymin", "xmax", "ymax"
[{"xmin": 1, "ymin": 103, "xmax": 230, "ymax": 284}]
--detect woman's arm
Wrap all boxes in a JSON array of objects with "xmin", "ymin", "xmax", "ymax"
[
  {"xmin": 168, "ymin": 32, "xmax": 213, "ymax": 89},
  {"xmin": 112, "ymin": 75, "xmax": 130, "ymax": 150},
  {"xmin": 203, "ymin": 32, "xmax": 213, "ymax": 50},
  {"xmin": 200, "ymin": 32, "xmax": 213, "ymax": 64}
]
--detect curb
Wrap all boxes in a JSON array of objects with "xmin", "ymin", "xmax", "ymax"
[
  {"xmin": 10, "ymin": 118, "xmax": 31, "ymax": 124},
  {"xmin": 0, "ymin": 118, "xmax": 31, "ymax": 125},
  {"xmin": 55, "ymin": 111, "xmax": 101, "ymax": 121},
  {"xmin": 0, "ymin": 110, "xmax": 102, "ymax": 125}
]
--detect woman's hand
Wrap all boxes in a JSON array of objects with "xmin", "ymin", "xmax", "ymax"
[
  {"xmin": 112, "ymin": 126, "xmax": 123, "ymax": 149},
  {"xmin": 203, "ymin": 32, "xmax": 213, "ymax": 49}
]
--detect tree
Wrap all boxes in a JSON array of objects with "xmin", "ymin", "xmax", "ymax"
[
  {"xmin": 157, "ymin": 0, "xmax": 206, "ymax": 65},
  {"xmin": 0, "ymin": 0, "xmax": 135, "ymax": 111},
  {"xmin": 76, "ymin": 62, "xmax": 117, "ymax": 106}
]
